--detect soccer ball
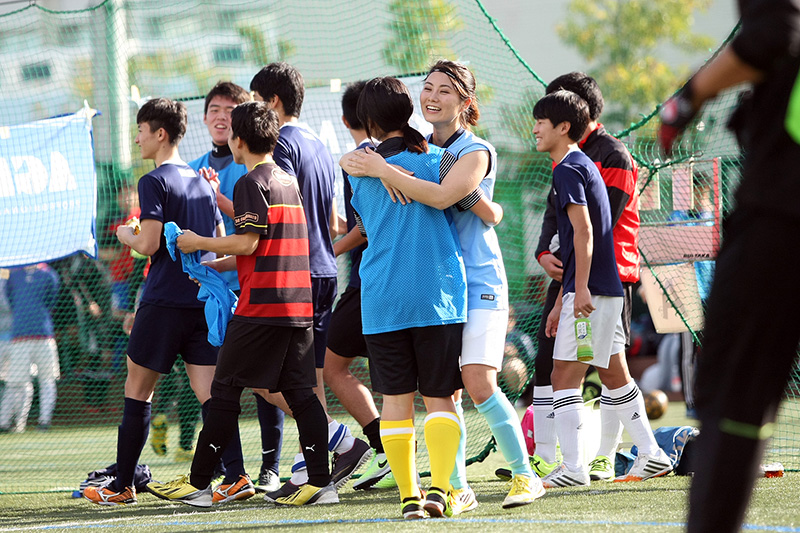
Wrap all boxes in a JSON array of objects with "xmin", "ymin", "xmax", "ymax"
[
  {"xmin": 499, "ymin": 355, "xmax": 528, "ymax": 397},
  {"xmin": 645, "ymin": 389, "xmax": 669, "ymax": 420}
]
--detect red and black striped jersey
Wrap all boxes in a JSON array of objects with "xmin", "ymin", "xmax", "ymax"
[
  {"xmin": 580, "ymin": 124, "xmax": 640, "ymax": 283},
  {"xmin": 232, "ymin": 161, "xmax": 313, "ymax": 327}
]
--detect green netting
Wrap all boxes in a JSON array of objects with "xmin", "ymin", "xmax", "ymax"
[{"xmin": 0, "ymin": 0, "xmax": 796, "ymax": 496}]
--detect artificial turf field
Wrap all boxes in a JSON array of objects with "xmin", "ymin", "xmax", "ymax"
[{"xmin": 1, "ymin": 402, "xmax": 798, "ymax": 532}]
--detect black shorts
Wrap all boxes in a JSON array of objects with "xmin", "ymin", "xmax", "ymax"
[
  {"xmin": 622, "ymin": 282, "xmax": 634, "ymax": 347},
  {"xmin": 127, "ymin": 303, "xmax": 218, "ymax": 374},
  {"xmin": 312, "ymin": 276, "xmax": 337, "ymax": 368},
  {"xmin": 214, "ymin": 318, "xmax": 316, "ymax": 392},
  {"xmin": 365, "ymin": 323, "xmax": 463, "ymax": 397},
  {"xmin": 326, "ymin": 285, "xmax": 368, "ymax": 358}
]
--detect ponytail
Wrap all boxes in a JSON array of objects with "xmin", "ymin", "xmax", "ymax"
[
  {"xmin": 402, "ymin": 124, "xmax": 428, "ymax": 154},
  {"xmin": 463, "ymin": 100, "xmax": 480, "ymax": 128}
]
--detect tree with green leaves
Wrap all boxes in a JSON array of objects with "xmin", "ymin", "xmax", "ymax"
[
  {"xmin": 557, "ymin": 0, "xmax": 714, "ymax": 128},
  {"xmin": 382, "ymin": 0, "xmax": 463, "ymax": 75}
]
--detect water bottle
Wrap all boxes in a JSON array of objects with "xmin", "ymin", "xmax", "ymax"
[{"xmin": 575, "ymin": 314, "xmax": 593, "ymax": 362}]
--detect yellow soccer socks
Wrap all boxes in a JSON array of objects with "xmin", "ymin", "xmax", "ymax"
[
  {"xmin": 380, "ymin": 419, "xmax": 419, "ymax": 500},
  {"xmin": 424, "ymin": 412, "xmax": 462, "ymax": 492}
]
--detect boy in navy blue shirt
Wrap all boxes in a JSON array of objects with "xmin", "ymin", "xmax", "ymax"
[
  {"xmin": 533, "ymin": 91, "xmax": 671, "ymax": 488},
  {"xmin": 84, "ymin": 98, "xmax": 252, "ymax": 506}
]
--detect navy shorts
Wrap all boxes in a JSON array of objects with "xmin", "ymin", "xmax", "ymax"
[
  {"xmin": 214, "ymin": 318, "xmax": 316, "ymax": 392},
  {"xmin": 312, "ymin": 276, "xmax": 337, "ymax": 368},
  {"xmin": 127, "ymin": 303, "xmax": 218, "ymax": 374},
  {"xmin": 326, "ymin": 284, "xmax": 368, "ymax": 358},
  {"xmin": 365, "ymin": 323, "xmax": 463, "ymax": 398}
]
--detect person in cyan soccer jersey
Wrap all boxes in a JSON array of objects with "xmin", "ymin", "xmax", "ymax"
[
  {"xmin": 347, "ymin": 76, "xmax": 467, "ymax": 519},
  {"xmin": 189, "ymin": 80, "xmax": 286, "ymax": 495},
  {"xmin": 84, "ymin": 98, "xmax": 245, "ymax": 506},
  {"xmin": 321, "ymin": 80, "xmax": 397, "ymax": 490},
  {"xmin": 147, "ymin": 101, "xmax": 335, "ymax": 507},
  {"xmin": 532, "ymin": 90, "xmax": 671, "ymax": 488},
  {"xmin": 340, "ymin": 60, "xmax": 543, "ymax": 512},
  {"xmin": 531, "ymin": 72, "xmax": 643, "ymax": 483},
  {"xmin": 250, "ymin": 63, "xmax": 371, "ymax": 497}
]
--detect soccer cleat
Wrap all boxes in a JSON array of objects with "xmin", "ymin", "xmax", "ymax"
[
  {"xmin": 331, "ymin": 438, "xmax": 373, "ymax": 490},
  {"xmin": 174, "ymin": 447, "xmax": 195, "ymax": 463},
  {"xmin": 147, "ymin": 474, "xmax": 213, "ymax": 508},
  {"xmin": 494, "ymin": 467, "xmax": 512, "ymax": 481},
  {"xmin": 588, "ymin": 455, "xmax": 615, "ymax": 481},
  {"xmin": 254, "ymin": 468, "xmax": 281, "ymax": 493},
  {"xmin": 503, "ymin": 474, "xmax": 545, "ymax": 508},
  {"xmin": 402, "ymin": 496, "xmax": 425, "ymax": 519},
  {"xmin": 273, "ymin": 482, "xmax": 339, "ymax": 506},
  {"xmin": 84, "ymin": 485, "xmax": 137, "ymax": 506},
  {"xmin": 614, "ymin": 449, "xmax": 673, "ymax": 482},
  {"xmin": 541, "ymin": 464, "xmax": 590, "ymax": 488},
  {"xmin": 353, "ymin": 451, "xmax": 392, "ymax": 490},
  {"xmin": 446, "ymin": 486, "xmax": 478, "ymax": 516},
  {"xmin": 264, "ymin": 480, "xmax": 301, "ymax": 502},
  {"xmin": 212, "ymin": 474, "xmax": 256, "ymax": 504},
  {"xmin": 150, "ymin": 414, "xmax": 168, "ymax": 456},
  {"xmin": 374, "ymin": 470, "xmax": 400, "ymax": 489},
  {"xmin": 530, "ymin": 454, "xmax": 559, "ymax": 478},
  {"xmin": 422, "ymin": 487, "xmax": 450, "ymax": 518}
]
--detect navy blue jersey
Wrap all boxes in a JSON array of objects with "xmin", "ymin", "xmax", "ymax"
[
  {"xmin": 6, "ymin": 264, "xmax": 59, "ymax": 338},
  {"xmin": 274, "ymin": 123, "xmax": 337, "ymax": 278},
  {"xmin": 553, "ymin": 150, "xmax": 622, "ymax": 297},
  {"xmin": 138, "ymin": 162, "xmax": 222, "ymax": 308},
  {"xmin": 343, "ymin": 140, "xmax": 372, "ymax": 289}
]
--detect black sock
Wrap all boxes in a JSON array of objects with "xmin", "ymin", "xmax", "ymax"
[
  {"xmin": 191, "ymin": 397, "xmax": 240, "ymax": 489},
  {"xmin": 177, "ymin": 379, "xmax": 200, "ymax": 451},
  {"xmin": 255, "ymin": 393, "xmax": 285, "ymax": 474},
  {"xmin": 284, "ymin": 388, "xmax": 330, "ymax": 487},
  {"xmin": 111, "ymin": 398, "xmax": 151, "ymax": 492},
  {"xmin": 363, "ymin": 417, "xmax": 383, "ymax": 453}
]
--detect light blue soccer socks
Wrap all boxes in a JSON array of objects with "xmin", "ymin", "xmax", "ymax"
[{"xmin": 477, "ymin": 388, "xmax": 533, "ymax": 477}]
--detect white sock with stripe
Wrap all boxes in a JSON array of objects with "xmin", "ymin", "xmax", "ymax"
[
  {"xmin": 552, "ymin": 388, "xmax": 584, "ymax": 472},
  {"xmin": 609, "ymin": 381, "xmax": 659, "ymax": 455}
]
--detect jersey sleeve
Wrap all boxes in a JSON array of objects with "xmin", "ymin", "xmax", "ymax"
[
  {"xmin": 273, "ymin": 138, "xmax": 297, "ymax": 177},
  {"xmin": 553, "ymin": 164, "xmax": 588, "ymax": 210},
  {"xmin": 232, "ymin": 176, "xmax": 270, "ymax": 235},
  {"xmin": 137, "ymin": 174, "xmax": 166, "ymax": 223}
]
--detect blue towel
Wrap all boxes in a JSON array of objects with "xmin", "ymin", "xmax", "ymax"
[{"xmin": 163, "ymin": 222, "xmax": 238, "ymax": 346}]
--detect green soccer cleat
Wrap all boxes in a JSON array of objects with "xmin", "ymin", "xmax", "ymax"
[
  {"xmin": 353, "ymin": 451, "xmax": 392, "ymax": 490},
  {"xmin": 588, "ymin": 455, "xmax": 615, "ymax": 481},
  {"xmin": 147, "ymin": 474, "xmax": 213, "ymax": 508},
  {"xmin": 423, "ymin": 487, "xmax": 450, "ymax": 518},
  {"xmin": 402, "ymin": 496, "xmax": 425, "ymax": 519},
  {"xmin": 530, "ymin": 454, "xmax": 559, "ymax": 478}
]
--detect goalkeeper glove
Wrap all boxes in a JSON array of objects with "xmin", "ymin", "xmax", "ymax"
[{"xmin": 658, "ymin": 78, "xmax": 699, "ymax": 156}]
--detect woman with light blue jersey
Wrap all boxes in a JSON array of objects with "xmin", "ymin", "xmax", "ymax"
[{"xmin": 340, "ymin": 60, "xmax": 544, "ymax": 512}]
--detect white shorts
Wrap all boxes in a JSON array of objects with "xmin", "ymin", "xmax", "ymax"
[
  {"xmin": 553, "ymin": 293, "xmax": 625, "ymax": 369},
  {"xmin": 460, "ymin": 308, "xmax": 509, "ymax": 370},
  {"xmin": 2, "ymin": 338, "xmax": 60, "ymax": 383}
]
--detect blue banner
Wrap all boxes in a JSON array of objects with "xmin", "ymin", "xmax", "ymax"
[{"xmin": 0, "ymin": 112, "xmax": 97, "ymax": 267}]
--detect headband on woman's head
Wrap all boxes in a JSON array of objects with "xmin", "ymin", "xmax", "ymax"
[{"xmin": 428, "ymin": 67, "xmax": 468, "ymax": 95}]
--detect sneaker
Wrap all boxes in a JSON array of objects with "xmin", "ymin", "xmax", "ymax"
[
  {"xmin": 353, "ymin": 452, "xmax": 391, "ymax": 490},
  {"xmin": 503, "ymin": 474, "xmax": 545, "ymax": 508},
  {"xmin": 588, "ymin": 455, "xmax": 615, "ymax": 481},
  {"xmin": 446, "ymin": 486, "xmax": 478, "ymax": 516},
  {"xmin": 373, "ymin": 471, "xmax": 400, "ymax": 489},
  {"xmin": 174, "ymin": 447, "xmax": 195, "ymax": 463},
  {"xmin": 331, "ymin": 438, "xmax": 373, "ymax": 489},
  {"xmin": 212, "ymin": 474, "xmax": 256, "ymax": 504},
  {"xmin": 150, "ymin": 414, "xmax": 168, "ymax": 456},
  {"xmin": 273, "ymin": 482, "xmax": 339, "ymax": 505},
  {"xmin": 614, "ymin": 449, "xmax": 673, "ymax": 482},
  {"xmin": 264, "ymin": 480, "xmax": 301, "ymax": 503},
  {"xmin": 494, "ymin": 467, "xmax": 512, "ymax": 482},
  {"xmin": 254, "ymin": 468, "xmax": 281, "ymax": 493},
  {"xmin": 402, "ymin": 496, "xmax": 425, "ymax": 519},
  {"xmin": 84, "ymin": 485, "xmax": 137, "ymax": 506},
  {"xmin": 422, "ymin": 487, "xmax": 450, "ymax": 518},
  {"xmin": 541, "ymin": 464, "xmax": 590, "ymax": 488},
  {"xmin": 530, "ymin": 454, "xmax": 559, "ymax": 478},
  {"xmin": 147, "ymin": 474, "xmax": 213, "ymax": 508}
]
